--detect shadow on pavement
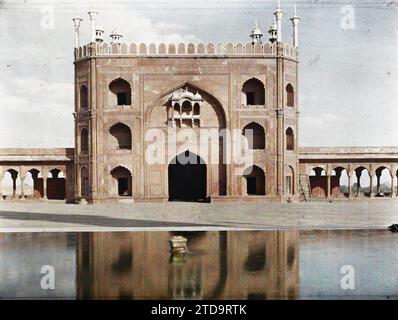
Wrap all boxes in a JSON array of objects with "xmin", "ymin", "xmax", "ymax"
[{"xmin": 0, "ymin": 210, "xmax": 226, "ymax": 228}]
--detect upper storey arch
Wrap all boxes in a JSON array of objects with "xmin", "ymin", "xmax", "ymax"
[
  {"xmin": 147, "ymin": 82, "xmax": 226, "ymax": 130},
  {"xmin": 108, "ymin": 77, "xmax": 131, "ymax": 106},
  {"xmin": 286, "ymin": 83, "xmax": 295, "ymax": 108},
  {"xmin": 79, "ymin": 85, "xmax": 88, "ymax": 110},
  {"xmin": 241, "ymin": 78, "xmax": 265, "ymax": 106}
]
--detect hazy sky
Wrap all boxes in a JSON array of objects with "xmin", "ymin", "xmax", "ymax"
[{"xmin": 0, "ymin": 0, "xmax": 397, "ymax": 148}]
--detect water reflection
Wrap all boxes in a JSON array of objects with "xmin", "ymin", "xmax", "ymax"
[
  {"xmin": 76, "ymin": 230, "xmax": 299, "ymax": 299},
  {"xmin": 1, "ymin": 229, "xmax": 397, "ymax": 299}
]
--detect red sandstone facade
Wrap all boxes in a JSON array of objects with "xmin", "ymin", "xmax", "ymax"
[
  {"xmin": 0, "ymin": 9, "xmax": 397, "ymax": 204},
  {"xmin": 73, "ymin": 41, "xmax": 299, "ymax": 203}
]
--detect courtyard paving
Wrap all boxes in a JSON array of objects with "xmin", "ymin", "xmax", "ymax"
[{"xmin": 0, "ymin": 199, "xmax": 397, "ymax": 232}]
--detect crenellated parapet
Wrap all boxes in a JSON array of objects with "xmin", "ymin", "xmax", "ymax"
[{"xmin": 74, "ymin": 41, "xmax": 298, "ymax": 61}]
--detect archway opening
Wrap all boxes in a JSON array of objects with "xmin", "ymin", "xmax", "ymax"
[
  {"xmin": 110, "ymin": 166, "xmax": 132, "ymax": 197},
  {"xmin": 241, "ymin": 78, "xmax": 265, "ymax": 106},
  {"xmin": 168, "ymin": 151, "xmax": 207, "ymax": 202},
  {"xmin": 285, "ymin": 166, "xmax": 294, "ymax": 195},
  {"xmin": 2, "ymin": 169, "xmax": 19, "ymax": 199},
  {"xmin": 286, "ymin": 127, "xmax": 294, "ymax": 151},
  {"xmin": 47, "ymin": 169, "xmax": 66, "ymax": 200},
  {"xmin": 109, "ymin": 123, "xmax": 132, "ymax": 150},
  {"xmin": 109, "ymin": 78, "xmax": 131, "ymax": 106},
  {"xmin": 242, "ymin": 122, "xmax": 265, "ymax": 149},
  {"xmin": 309, "ymin": 167, "xmax": 326, "ymax": 198},
  {"xmin": 332, "ymin": 167, "xmax": 349, "ymax": 198},
  {"xmin": 24, "ymin": 171, "xmax": 34, "ymax": 199},
  {"xmin": 354, "ymin": 167, "xmax": 370, "ymax": 197},
  {"xmin": 286, "ymin": 83, "xmax": 294, "ymax": 107},
  {"xmin": 28, "ymin": 169, "xmax": 42, "ymax": 199},
  {"xmin": 80, "ymin": 85, "xmax": 88, "ymax": 110},
  {"xmin": 243, "ymin": 165, "xmax": 265, "ymax": 195},
  {"xmin": 375, "ymin": 167, "xmax": 392, "ymax": 197}
]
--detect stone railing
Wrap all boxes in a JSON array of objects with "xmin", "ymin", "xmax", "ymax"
[{"xmin": 75, "ymin": 42, "xmax": 297, "ymax": 60}]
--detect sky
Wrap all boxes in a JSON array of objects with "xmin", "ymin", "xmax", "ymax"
[{"xmin": 0, "ymin": 0, "xmax": 397, "ymax": 148}]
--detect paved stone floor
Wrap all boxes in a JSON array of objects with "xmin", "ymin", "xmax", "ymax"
[{"xmin": 0, "ymin": 199, "xmax": 397, "ymax": 232}]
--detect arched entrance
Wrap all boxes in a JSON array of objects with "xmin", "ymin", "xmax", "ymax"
[{"xmin": 168, "ymin": 151, "xmax": 207, "ymax": 202}]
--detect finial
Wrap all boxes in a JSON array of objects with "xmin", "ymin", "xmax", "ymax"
[
  {"xmin": 290, "ymin": 4, "xmax": 301, "ymax": 47},
  {"xmin": 72, "ymin": 16, "xmax": 83, "ymax": 48},
  {"xmin": 273, "ymin": 0, "xmax": 283, "ymax": 42},
  {"xmin": 88, "ymin": 10, "xmax": 98, "ymax": 43}
]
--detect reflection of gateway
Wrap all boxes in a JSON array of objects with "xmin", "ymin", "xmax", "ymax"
[{"xmin": 76, "ymin": 231, "xmax": 299, "ymax": 300}]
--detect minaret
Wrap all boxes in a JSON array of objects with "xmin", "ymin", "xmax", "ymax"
[
  {"xmin": 268, "ymin": 16, "xmax": 277, "ymax": 43},
  {"xmin": 110, "ymin": 29, "xmax": 123, "ymax": 45},
  {"xmin": 250, "ymin": 19, "xmax": 263, "ymax": 45},
  {"xmin": 95, "ymin": 24, "xmax": 104, "ymax": 43},
  {"xmin": 87, "ymin": 11, "xmax": 98, "ymax": 43},
  {"xmin": 273, "ymin": 0, "xmax": 283, "ymax": 42},
  {"xmin": 290, "ymin": 5, "xmax": 301, "ymax": 47},
  {"xmin": 72, "ymin": 17, "xmax": 83, "ymax": 48}
]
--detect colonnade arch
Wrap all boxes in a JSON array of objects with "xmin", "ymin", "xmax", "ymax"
[
  {"xmin": 304, "ymin": 163, "xmax": 398, "ymax": 199},
  {"xmin": 0, "ymin": 166, "xmax": 67, "ymax": 200}
]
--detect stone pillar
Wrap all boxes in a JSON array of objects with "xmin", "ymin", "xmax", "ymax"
[
  {"xmin": 242, "ymin": 177, "xmax": 247, "ymax": 196},
  {"xmin": 0, "ymin": 172, "xmax": 3, "ymax": 200},
  {"xmin": 392, "ymin": 174, "xmax": 398, "ymax": 198},
  {"xmin": 347, "ymin": 174, "xmax": 352, "ymax": 198},
  {"xmin": 369, "ymin": 174, "xmax": 374, "ymax": 198},
  {"xmin": 391, "ymin": 174, "xmax": 396, "ymax": 198},
  {"xmin": 327, "ymin": 174, "xmax": 331, "ymax": 198},
  {"xmin": 11, "ymin": 174, "xmax": 17, "ymax": 199},
  {"xmin": 336, "ymin": 172, "xmax": 342, "ymax": 198},
  {"xmin": 355, "ymin": 171, "xmax": 361, "ymax": 197},
  {"xmin": 20, "ymin": 175, "xmax": 25, "ymax": 200},
  {"xmin": 43, "ymin": 176, "xmax": 48, "ymax": 200},
  {"xmin": 376, "ymin": 172, "xmax": 381, "ymax": 196}
]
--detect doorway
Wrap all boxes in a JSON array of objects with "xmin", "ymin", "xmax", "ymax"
[{"xmin": 168, "ymin": 151, "xmax": 207, "ymax": 202}]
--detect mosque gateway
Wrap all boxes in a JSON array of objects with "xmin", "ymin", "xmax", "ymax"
[{"xmin": 0, "ymin": 4, "xmax": 397, "ymax": 204}]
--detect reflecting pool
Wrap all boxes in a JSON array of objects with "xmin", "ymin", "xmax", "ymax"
[{"xmin": 0, "ymin": 230, "xmax": 397, "ymax": 299}]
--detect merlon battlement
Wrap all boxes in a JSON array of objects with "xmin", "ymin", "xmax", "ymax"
[{"xmin": 74, "ymin": 41, "xmax": 298, "ymax": 60}]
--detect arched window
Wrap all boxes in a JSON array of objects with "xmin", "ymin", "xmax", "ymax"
[
  {"xmin": 182, "ymin": 101, "xmax": 192, "ymax": 115},
  {"xmin": 80, "ymin": 128, "xmax": 89, "ymax": 153},
  {"xmin": 286, "ymin": 84, "xmax": 294, "ymax": 107},
  {"xmin": 286, "ymin": 127, "xmax": 294, "ymax": 151},
  {"xmin": 243, "ymin": 122, "xmax": 265, "ymax": 149},
  {"xmin": 285, "ymin": 166, "xmax": 294, "ymax": 195},
  {"xmin": 109, "ymin": 123, "xmax": 132, "ymax": 150},
  {"xmin": 80, "ymin": 85, "xmax": 88, "ymax": 110},
  {"xmin": 110, "ymin": 166, "xmax": 132, "ymax": 197},
  {"xmin": 109, "ymin": 78, "xmax": 131, "ymax": 106},
  {"xmin": 242, "ymin": 78, "xmax": 265, "ymax": 106}
]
